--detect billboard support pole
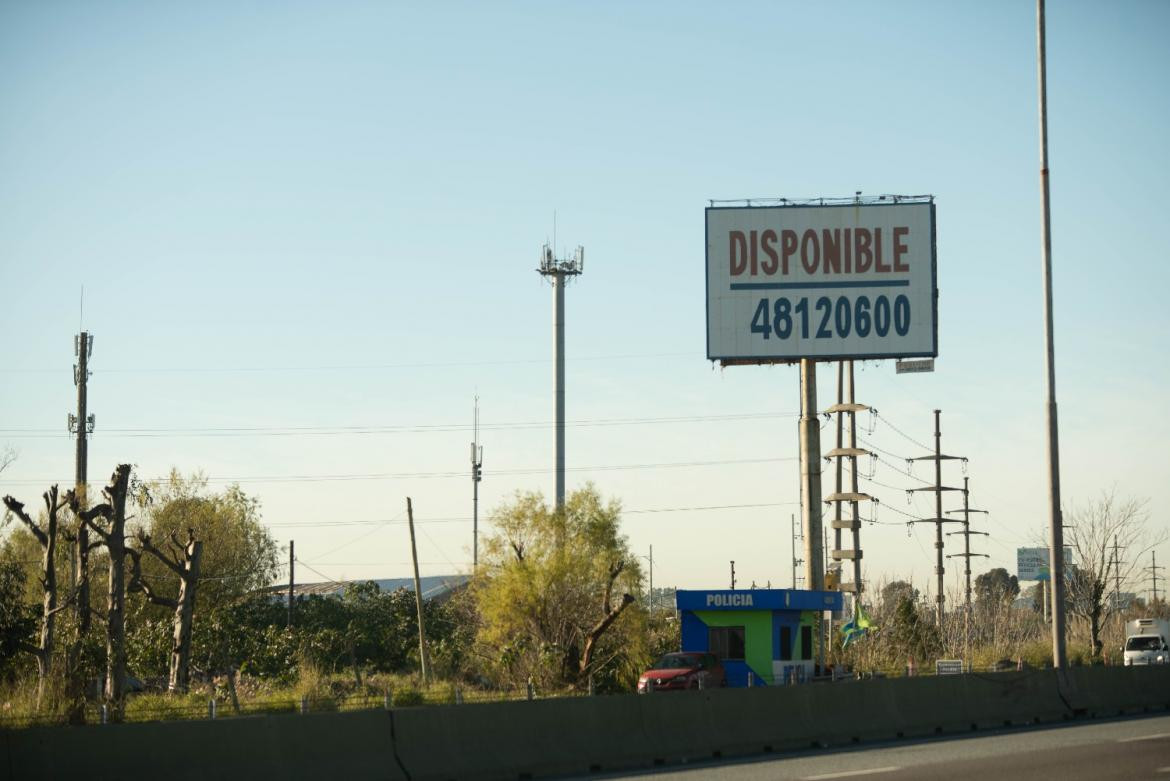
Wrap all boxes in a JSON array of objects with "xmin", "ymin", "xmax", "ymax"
[{"xmin": 799, "ymin": 359, "xmax": 825, "ymax": 672}]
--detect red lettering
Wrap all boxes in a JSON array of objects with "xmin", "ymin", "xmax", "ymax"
[
  {"xmin": 800, "ymin": 229, "xmax": 819, "ymax": 274},
  {"xmin": 893, "ymin": 227, "xmax": 910, "ymax": 272},
  {"xmin": 781, "ymin": 230, "xmax": 797, "ymax": 275},
  {"xmin": 874, "ymin": 228, "xmax": 890, "ymax": 272},
  {"xmin": 843, "ymin": 228, "xmax": 852, "ymax": 273},
  {"xmin": 729, "ymin": 231, "xmax": 747, "ymax": 276},
  {"xmin": 854, "ymin": 229, "xmax": 873, "ymax": 273},
  {"xmin": 749, "ymin": 230, "xmax": 759, "ymax": 275},
  {"xmin": 822, "ymin": 229, "xmax": 840, "ymax": 274},
  {"xmin": 761, "ymin": 229, "xmax": 779, "ymax": 275}
]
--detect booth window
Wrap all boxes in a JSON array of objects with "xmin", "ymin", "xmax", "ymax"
[
  {"xmin": 780, "ymin": 626, "xmax": 792, "ymax": 661},
  {"xmin": 800, "ymin": 625, "xmax": 813, "ymax": 660},
  {"xmin": 709, "ymin": 626, "xmax": 745, "ymax": 660}
]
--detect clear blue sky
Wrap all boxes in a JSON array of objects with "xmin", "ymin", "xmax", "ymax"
[{"xmin": 2, "ymin": 1, "xmax": 1167, "ymax": 602}]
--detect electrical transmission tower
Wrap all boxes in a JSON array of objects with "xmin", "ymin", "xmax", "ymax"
[
  {"xmin": 824, "ymin": 360, "xmax": 872, "ymax": 608},
  {"xmin": 1110, "ymin": 536, "xmax": 1124, "ymax": 615},
  {"xmin": 907, "ymin": 409, "xmax": 966, "ymax": 624},
  {"xmin": 1148, "ymin": 552, "xmax": 1165, "ymax": 607},
  {"xmin": 945, "ymin": 476, "xmax": 989, "ymax": 610},
  {"xmin": 537, "ymin": 243, "xmax": 583, "ymax": 511}
]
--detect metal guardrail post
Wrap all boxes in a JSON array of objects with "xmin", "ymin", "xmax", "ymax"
[
  {"xmin": 300, "ymin": 695, "xmax": 308, "ymax": 715},
  {"xmin": 526, "ymin": 678, "xmax": 534, "ymax": 701},
  {"xmin": 208, "ymin": 699, "xmax": 216, "ymax": 720},
  {"xmin": 100, "ymin": 704, "xmax": 108, "ymax": 724},
  {"xmin": 747, "ymin": 671, "xmax": 754, "ymax": 687}
]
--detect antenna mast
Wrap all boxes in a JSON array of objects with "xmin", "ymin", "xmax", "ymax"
[{"xmin": 537, "ymin": 241, "xmax": 584, "ymax": 512}]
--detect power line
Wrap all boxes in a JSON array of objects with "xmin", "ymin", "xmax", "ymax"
[
  {"xmin": 0, "ymin": 350, "xmax": 705, "ymax": 375},
  {"xmin": 0, "ymin": 455, "xmax": 797, "ymax": 487},
  {"xmin": 266, "ymin": 501, "xmax": 802, "ymax": 529},
  {"xmin": 0, "ymin": 411, "xmax": 800, "ymax": 439}
]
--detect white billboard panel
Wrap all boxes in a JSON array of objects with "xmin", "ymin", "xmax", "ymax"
[
  {"xmin": 706, "ymin": 201, "xmax": 937, "ymax": 361},
  {"xmin": 1017, "ymin": 546, "xmax": 1074, "ymax": 581}
]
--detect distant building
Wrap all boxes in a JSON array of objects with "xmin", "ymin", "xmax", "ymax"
[{"xmin": 265, "ymin": 575, "xmax": 469, "ymax": 603}]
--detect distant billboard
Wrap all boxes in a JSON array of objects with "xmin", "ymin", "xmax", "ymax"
[
  {"xmin": 1017, "ymin": 547, "xmax": 1074, "ymax": 581},
  {"xmin": 705, "ymin": 199, "xmax": 937, "ymax": 362}
]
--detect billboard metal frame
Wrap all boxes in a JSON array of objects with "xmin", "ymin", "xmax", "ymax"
[{"xmin": 705, "ymin": 195, "xmax": 938, "ymax": 365}]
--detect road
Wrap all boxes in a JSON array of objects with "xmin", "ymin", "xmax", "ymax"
[{"xmin": 576, "ymin": 713, "xmax": 1170, "ymax": 781}]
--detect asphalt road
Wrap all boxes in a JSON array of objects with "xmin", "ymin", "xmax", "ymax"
[{"xmin": 576, "ymin": 713, "xmax": 1170, "ymax": 781}]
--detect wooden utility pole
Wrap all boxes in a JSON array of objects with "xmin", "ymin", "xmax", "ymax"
[{"xmin": 406, "ymin": 498, "xmax": 431, "ymax": 684}]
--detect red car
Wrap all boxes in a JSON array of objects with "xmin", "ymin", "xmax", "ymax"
[{"xmin": 637, "ymin": 651, "xmax": 725, "ymax": 693}]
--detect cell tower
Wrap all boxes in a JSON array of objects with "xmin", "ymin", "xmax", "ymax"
[{"xmin": 537, "ymin": 242, "xmax": 583, "ymax": 511}]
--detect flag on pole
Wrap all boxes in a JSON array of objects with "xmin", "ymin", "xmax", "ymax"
[{"xmin": 840, "ymin": 604, "xmax": 874, "ymax": 648}]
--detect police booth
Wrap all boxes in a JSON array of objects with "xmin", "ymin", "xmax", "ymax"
[{"xmin": 675, "ymin": 589, "xmax": 842, "ymax": 686}]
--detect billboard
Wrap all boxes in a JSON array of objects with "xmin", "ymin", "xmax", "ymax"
[
  {"xmin": 1017, "ymin": 546, "xmax": 1074, "ymax": 581},
  {"xmin": 705, "ymin": 200, "xmax": 937, "ymax": 362}
]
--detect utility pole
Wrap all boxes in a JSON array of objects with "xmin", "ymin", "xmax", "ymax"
[
  {"xmin": 825, "ymin": 360, "xmax": 872, "ymax": 605},
  {"xmin": 944, "ymin": 477, "xmax": 990, "ymax": 610},
  {"xmin": 287, "ymin": 540, "xmax": 294, "ymax": 628},
  {"xmin": 1148, "ymin": 552, "xmax": 1165, "ymax": 607},
  {"xmin": 791, "ymin": 514, "xmax": 803, "ymax": 589},
  {"xmin": 471, "ymin": 397, "xmax": 483, "ymax": 570},
  {"xmin": 406, "ymin": 498, "xmax": 431, "ymax": 684},
  {"xmin": 1110, "ymin": 535, "xmax": 1123, "ymax": 615},
  {"xmin": 730, "ymin": 561, "xmax": 736, "ymax": 590},
  {"xmin": 537, "ymin": 243, "xmax": 583, "ymax": 512},
  {"xmin": 1037, "ymin": 0, "xmax": 1068, "ymax": 670},
  {"xmin": 69, "ymin": 331, "xmax": 95, "ymax": 633},
  {"xmin": 648, "ymin": 545, "xmax": 653, "ymax": 614},
  {"xmin": 908, "ymin": 410, "xmax": 965, "ymax": 625}
]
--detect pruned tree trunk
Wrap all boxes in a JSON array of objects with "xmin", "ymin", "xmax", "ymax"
[
  {"xmin": 169, "ymin": 538, "xmax": 202, "ymax": 693},
  {"xmin": 72, "ymin": 464, "xmax": 132, "ymax": 721},
  {"xmin": 2, "ymin": 486, "xmax": 65, "ymax": 708},
  {"xmin": 129, "ymin": 529, "xmax": 202, "ymax": 694},
  {"xmin": 578, "ymin": 560, "xmax": 635, "ymax": 681}
]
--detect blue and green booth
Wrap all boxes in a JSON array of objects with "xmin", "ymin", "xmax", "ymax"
[{"xmin": 675, "ymin": 588, "xmax": 843, "ymax": 686}]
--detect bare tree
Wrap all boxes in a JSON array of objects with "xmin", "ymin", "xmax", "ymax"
[
  {"xmin": 1, "ymin": 486, "xmax": 70, "ymax": 706},
  {"xmin": 128, "ymin": 528, "xmax": 202, "ymax": 693},
  {"xmin": 1065, "ymin": 491, "xmax": 1163, "ymax": 657},
  {"xmin": 70, "ymin": 464, "xmax": 132, "ymax": 720}
]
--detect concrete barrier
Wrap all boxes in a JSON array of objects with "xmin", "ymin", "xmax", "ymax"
[
  {"xmin": 5, "ymin": 667, "xmax": 1170, "ymax": 781},
  {"xmin": 1060, "ymin": 665, "xmax": 1170, "ymax": 718},
  {"xmin": 2, "ymin": 709, "xmax": 407, "ymax": 781}
]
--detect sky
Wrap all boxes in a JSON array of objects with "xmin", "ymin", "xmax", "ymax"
[{"xmin": 2, "ymin": 1, "xmax": 1168, "ymax": 605}]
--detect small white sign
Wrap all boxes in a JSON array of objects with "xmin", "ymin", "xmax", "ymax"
[
  {"xmin": 935, "ymin": 659, "xmax": 963, "ymax": 675},
  {"xmin": 896, "ymin": 358, "xmax": 935, "ymax": 374}
]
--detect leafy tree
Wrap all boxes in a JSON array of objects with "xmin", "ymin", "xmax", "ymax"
[
  {"xmin": 471, "ymin": 486, "xmax": 645, "ymax": 691},
  {"xmin": 889, "ymin": 596, "xmax": 941, "ymax": 665},
  {"xmin": 0, "ymin": 560, "xmax": 35, "ymax": 683},
  {"xmin": 124, "ymin": 472, "xmax": 278, "ymax": 683},
  {"xmin": 880, "ymin": 580, "xmax": 918, "ymax": 611},
  {"xmin": 974, "ymin": 568, "xmax": 1019, "ymax": 609}
]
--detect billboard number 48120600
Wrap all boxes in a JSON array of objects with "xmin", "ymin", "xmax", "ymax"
[{"xmin": 749, "ymin": 294, "xmax": 911, "ymax": 341}]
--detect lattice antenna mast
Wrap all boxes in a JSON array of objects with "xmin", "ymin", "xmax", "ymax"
[
  {"xmin": 537, "ymin": 243, "xmax": 584, "ymax": 512},
  {"xmin": 825, "ymin": 360, "xmax": 873, "ymax": 611}
]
